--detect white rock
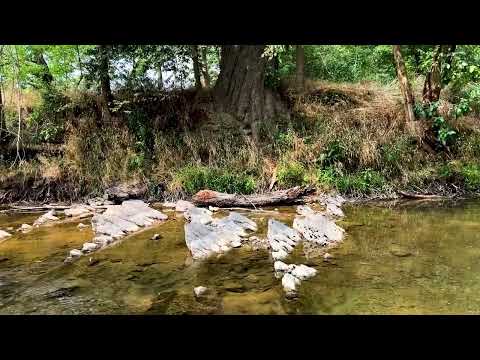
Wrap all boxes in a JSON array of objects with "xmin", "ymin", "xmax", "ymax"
[
  {"xmin": 19, "ymin": 223, "xmax": 33, "ymax": 232},
  {"xmin": 69, "ymin": 249, "xmax": 82, "ymax": 257},
  {"xmin": 323, "ymin": 252, "xmax": 333, "ymax": 260},
  {"xmin": 282, "ymin": 273, "xmax": 301, "ymax": 295},
  {"xmin": 77, "ymin": 223, "xmax": 88, "ymax": 229},
  {"xmin": 33, "ymin": 210, "xmax": 59, "ymax": 226},
  {"xmin": 194, "ymin": 286, "xmax": 208, "ymax": 297},
  {"xmin": 291, "ymin": 264, "xmax": 317, "ymax": 280},
  {"xmin": 93, "ymin": 235, "xmax": 113, "ymax": 246},
  {"xmin": 272, "ymin": 248, "xmax": 289, "ymax": 261},
  {"xmin": 274, "ymin": 261, "xmax": 290, "ymax": 273},
  {"xmin": 208, "ymin": 206, "xmax": 220, "ymax": 212},
  {"xmin": 293, "ymin": 212, "xmax": 344, "ymax": 246},
  {"xmin": 162, "ymin": 202, "xmax": 177, "ymax": 208},
  {"xmin": 81, "ymin": 242, "xmax": 99, "ymax": 253},
  {"xmin": 296, "ymin": 205, "xmax": 316, "ymax": 216},
  {"xmin": 326, "ymin": 203, "xmax": 345, "ymax": 218},
  {"xmin": 184, "ymin": 207, "xmax": 213, "ymax": 224},
  {"xmin": 0, "ymin": 230, "xmax": 12, "ymax": 240},
  {"xmin": 64, "ymin": 205, "xmax": 91, "ymax": 217},
  {"xmin": 175, "ymin": 200, "xmax": 195, "ymax": 212}
]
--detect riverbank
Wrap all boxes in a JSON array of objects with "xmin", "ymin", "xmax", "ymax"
[{"xmin": 2, "ymin": 80, "xmax": 480, "ymax": 203}]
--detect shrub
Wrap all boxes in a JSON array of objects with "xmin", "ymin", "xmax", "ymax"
[
  {"xmin": 277, "ymin": 160, "xmax": 306, "ymax": 187},
  {"xmin": 176, "ymin": 165, "xmax": 256, "ymax": 195},
  {"xmin": 335, "ymin": 169, "xmax": 385, "ymax": 194},
  {"xmin": 460, "ymin": 164, "xmax": 480, "ymax": 190}
]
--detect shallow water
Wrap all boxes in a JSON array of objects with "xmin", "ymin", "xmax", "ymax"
[{"xmin": 1, "ymin": 199, "xmax": 480, "ymax": 314}]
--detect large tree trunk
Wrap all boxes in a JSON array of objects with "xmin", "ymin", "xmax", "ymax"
[
  {"xmin": 200, "ymin": 46, "xmax": 211, "ymax": 88},
  {"xmin": 422, "ymin": 45, "xmax": 455, "ymax": 103},
  {"xmin": 214, "ymin": 45, "xmax": 267, "ymax": 128},
  {"xmin": 192, "ymin": 186, "xmax": 315, "ymax": 208},
  {"xmin": 98, "ymin": 45, "xmax": 113, "ymax": 117},
  {"xmin": 393, "ymin": 45, "xmax": 416, "ymax": 125},
  {"xmin": 296, "ymin": 45, "xmax": 305, "ymax": 93},
  {"xmin": 191, "ymin": 45, "xmax": 202, "ymax": 91}
]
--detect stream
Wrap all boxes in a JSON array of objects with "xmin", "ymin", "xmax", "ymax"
[{"xmin": 1, "ymin": 199, "xmax": 480, "ymax": 314}]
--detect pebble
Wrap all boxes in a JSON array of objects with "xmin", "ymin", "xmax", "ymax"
[
  {"xmin": 77, "ymin": 223, "xmax": 88, "ymax": 229},
  {"xmin": 194, "ymin": 286, "xmax": 209, "ymax": 298},
  {"xmin": 151, "ymin": 233, "xmax": 162, "ymax": 240}
]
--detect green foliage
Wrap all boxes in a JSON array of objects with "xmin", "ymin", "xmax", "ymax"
[
  {"xmin": 335, "ymin": 169, "xmax": 386, "ymax": 194},
  {"xmin": 277, "ymin": 160, "xmax": 306, "ymax": 187},
  {"xmin": 319, "ymin": 140, "xmax": 346, "ymax": 167},
  {"xmin": 176, "ymin": 165, "xmax": 256, "ymax": 195},
  {"xmin": 460, "ymin": 164, "xmax": 480, "ymax": 190}
]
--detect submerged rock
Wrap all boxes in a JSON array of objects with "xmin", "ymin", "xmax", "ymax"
[
  {"xmin": 77, "ymin": 223, "xmax": 88, "ymax": 229},
  {"xmin": 275, "ymin": 261, "xmax": 317, "ymax": 297},
  {"xmin": 0, "ymin": 230, "xmax": 11, "ymax": 241},
  {"xmin": 389, "ymin": 245, "xmax": 412, "ymax": 257},
  {"xmin": 33, "ymin": 209, "xmax": 59, "ymax": 227},
  {"xmin": 81, "ymin": 242, "xmax": 99, "ymax": 253},
  {"xmin": 293, "ymin": 206, "xmax": 344, "ymax": 246},
  {"xmin": 267, "ymin": 219, "xmax": 302, "ymax": 261},
  {"xmin": 18, "ymin": 223, "xmax": 33, "ymax": 233},
  {"xmin": 69, "ymin": 249, "xmax": 82, "ymax": 258}
]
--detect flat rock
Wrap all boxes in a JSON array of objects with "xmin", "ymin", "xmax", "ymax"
[
  {"xmin": 293, "ymin": 206, "xmax": 344, "ymax": 246},
  {"xmin": 77, "ymin": 223, "xmax": 88, "ymax": 229},
  {"xmin": 33, "ymin": 210, "xmax": 59, "ymax": 226},
  {"xmin": 67, "ymin": 200, "xmax": 167, "ymax": 261},
  {"xmin": 175, "ymin": 200, "xmax": 195, "ymax": 212},
  {"xmin": 18, "ymin": 223, "xmax": 33, "ymax": 233},
  {"xmin": 184, "ymin": 207, "xmax": 213, "ymax": 224},
  {"xmin": 64, "ymin": 205, "xmax": 92, "ymax": 217},
  {"xmin": 184, "ymin": 210, "xmax": 257, "ymax": 260},
  {"xmin": 267, "ymin": 219, "xmax": 301, "ymax": 261}
]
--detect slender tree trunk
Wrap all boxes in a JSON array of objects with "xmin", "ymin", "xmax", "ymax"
[
  {"xmin": 98, "ymin": 45, "xmax": 113, "ymax": 118},
  {"xmin": 158, "ymin": 61, "xmax": 164, "ymax": 90},
  {"xmin": 32, "ymin": 49, "xmax": 53, "ymax": 87},
  {"xmin": 296, "ymin": 45, "xmax": 305, "ymax": 92},
  {"xmin": 393, "ymin": 45, "xmax": 416, "ymax": 125},
  {"xmin": 422, "ymin": 46, "xmax": 443, "ymax": 103},
  {"xmin": 191, "ymin": 45, "xmax": 202, "ymax": 91},
  {"xmin": 0, "ymin": 84, "xmax": 6, "ymax": 147},
  {"xmin": 200, "ymin": 46, "xmax": 211, "ymax": 88},
  {"xmin": 214, "ymin": 45, "xmax": 267, "ymax": 128}
]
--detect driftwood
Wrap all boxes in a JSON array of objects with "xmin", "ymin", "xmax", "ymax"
[
  {"xmin": 397, "ymin": 191, "xmax": 445, "ymax": 199},
  {"xmin": 192, "ymin": 186, "xmax": 315, "ymax": 208}
]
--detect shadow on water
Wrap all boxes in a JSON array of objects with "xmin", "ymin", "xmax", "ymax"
[{"xmin": 2, "ymin": 200, "xmax": 480, "ymax": 314}]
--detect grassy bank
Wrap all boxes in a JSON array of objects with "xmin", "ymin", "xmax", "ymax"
[{"xmin": 2, "ymin": 80, "xmax": 480, "ymax": 203}]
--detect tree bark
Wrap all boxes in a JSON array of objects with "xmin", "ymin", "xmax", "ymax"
[
  {"xmin": 192, "ymin": 186, "xmax": 315, "ymax": 208},
  {"xmin": 191, "ymin": 45, "xmax": 202, "ymax": 91},
  {"xmin": 214, "ymin": 45, "xmax": 267, "ymax": 127},
  {"xmin": 422, "ymin": 45, "xmax": 456, "ymax": 103},
  {"xmin": 158, "ymin": 61, "xmax": 164, "ymax": 90},
  {"xmin": 32, "ymin": 49, "xmax": 53, "ymax": 87},
  {"xmin": 393, "ymin": 45, "xmax": 416, "ymax": 124},
  {"xmin": 98, "ymin": 45, "xmax": 113, "ymax": 116},
  {"xmin": 200, "ymin": 46, "xmax": 211, "ymax": 88},
  {"xmin": 0, "ymin": 84, "xmax": 6, "ymax": 149},
  {"xmin": 296, "ymin": 45, "xmax": 305, "ymax": 92}
]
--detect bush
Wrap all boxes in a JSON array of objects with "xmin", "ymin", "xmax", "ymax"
[
  {"xmin": 460, "ymin": 164, "xmax": 480, "ymax": 190},
  {"xmin": 277, "ymin": 160, "xmax": 306, "ymax": 187},
  {"xmin": 335, "ymin": 169, "xmax": 385, "ymax": 194},
  {"xmin": 176, "ymin": 165, "xmax": 256, "ymax": 195}
]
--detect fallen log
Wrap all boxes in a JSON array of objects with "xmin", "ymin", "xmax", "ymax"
[
  {"xmin": 192, "ymin": 186, "xmax": 315, "ymax": 208},
  {"xmin": 397, "ymin": 191, "xmax": 445, "ymax": 199}
]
